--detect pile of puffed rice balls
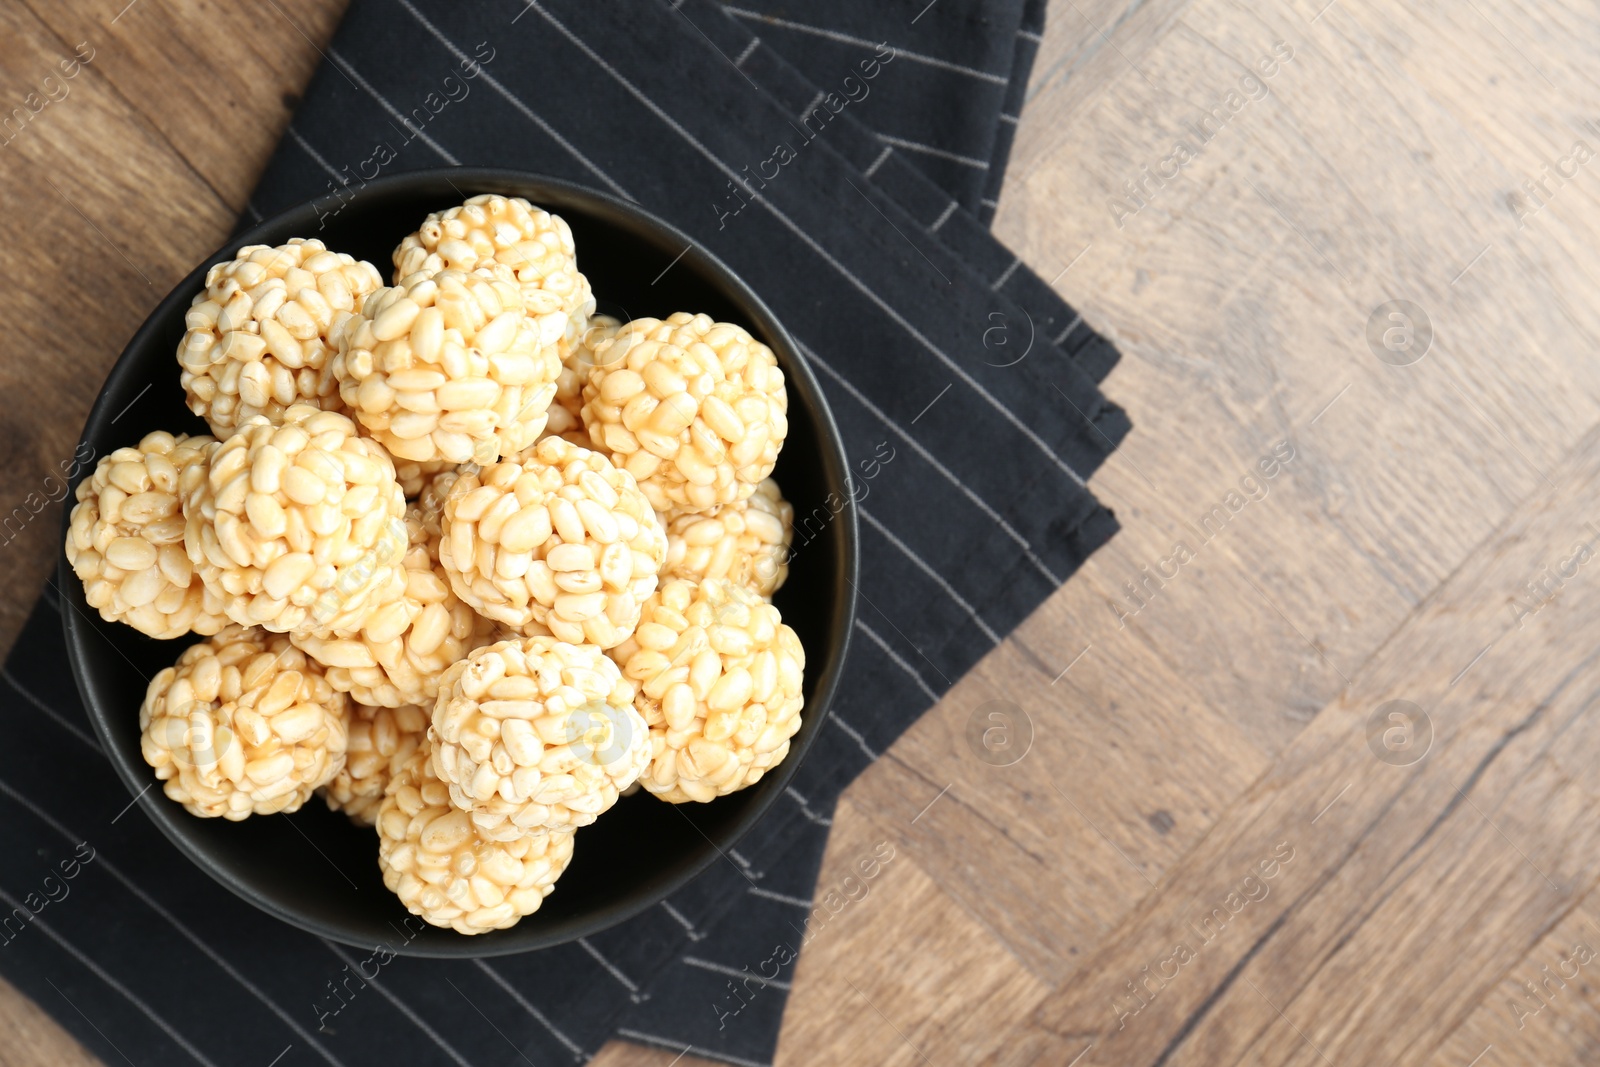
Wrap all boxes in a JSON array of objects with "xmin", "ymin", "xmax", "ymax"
[{"xmin": 67, "ymin": 196, "xmax": 804, "ymax": 936}]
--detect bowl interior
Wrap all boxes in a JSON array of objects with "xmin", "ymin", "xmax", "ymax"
[{"xmin": 62, "ymin": 170, "xmax": 855, "ymax": 957}]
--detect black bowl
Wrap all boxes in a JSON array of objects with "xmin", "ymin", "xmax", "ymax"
[{"xmin": 60, "ymin": 168, "xmax": 857, "ymax": 957}]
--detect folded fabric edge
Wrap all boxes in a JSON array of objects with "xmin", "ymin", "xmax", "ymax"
[{"xmin": 683, "ymin": 0, "xmax": 1118, "ymax": 389}]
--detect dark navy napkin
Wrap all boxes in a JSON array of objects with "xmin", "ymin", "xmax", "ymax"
[{"xmin": 0, "ymin": 2, "xmax": 1124, "ymax": 1065}]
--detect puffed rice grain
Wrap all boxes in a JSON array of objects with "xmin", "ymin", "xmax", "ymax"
[
  {"xmin": 431, "ymin": 637, "xmax": 648, "ymax": 836},
  {"xmin": 581, "ymin": 313, "xmax": 787, "ymax": 513},
  {"xmin": 661, "ymin": 478, "xmax": 792, "ymax": 598},
  {"xmin": 181, "ymin": 404, "xmax": 409, "ymax": 636},
  {"xmin": 535, "ymin": 315, "xmax": 620, "ymax": 450},
  {"xmin": 321, "ymin": 702, "xmax": 427, "ymax": 826},
  {"xmin": 67, "ymin": 431, "xmax": 229, "ymax": 639},
  {"xmin": 391, "ymin": 457, "xmax": 457, "ymax": 500},
  {"xmin": 179, "ymin": 240, "xmax": 382, "ymax": 438},
  {"xmin": 378, "ymin": 741, "xmax": 576, "ymax": 933},
  {"xmin": 609, "ymin": 578, "xmax": 805, "ymax": 803},
  {"xmin": 392, "ymin": 194, "xmax": 595, "ymax": 361},
  {"xmin": 437, "ymin": 437, "xmax": 665, "ymax": 647},
  {"xmin": 139, "ymin": 625, "xmax": 348, "ymax": 819},
  {"xmin": 333, "ymin": 266, "xmax": 562, "ymax": 465},
  {"xmin": 293, "ymin": 497, "xmax": 495, "ymax": 707}
]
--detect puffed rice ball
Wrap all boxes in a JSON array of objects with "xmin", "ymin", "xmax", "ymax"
[
  {"xmin": 140, "ymin": 626, "xmax": 348, "ymax": 819},
  {"xmin": 392, "ymin": 457, "xmax": 457, "ymax": 500},
  {"xmin": 415, "ymin": 464, "xmax": 463, "ymax": 526},
  {"xmin": 662, "ymin": 478, "xmax": 793, "ymax": 598},
  {"xmin": 179, "ymin": 240, "xmax": 383, "ymax": 438},
  {"xmin": 581, "ymin": 312, "xmax": 788, "ymax": 513},
  {"xmin": 393, "ymin": 194, "xmax": 595, "ymax": 359},
  {"xmin": 431, "ymin": 637, "xmax": 649, "ymax": 836},
  {"xmin": 378, "ymin": 742, "xmax": 576, "ymax": 934},
  {"xmin": 293, "ymin": 499, "xmax": 495, "ymax": 707},
  {"xmin": 537, "ymin": 315, "xmax": 620, "ymax": 449},
  {"xmin": 438, "ymin": 437, "xmax": 666, "ymax": 647},
  {"xmin": 334, "ymin": 266, "xmax": 563, "ymax": 465},
  {"xmin": 66, "ymin": 432, "xmax": 229, "ymax": 640},
  {"xmin": 611, "ymin": 578, "xmax": 805, "ymax": 803},
  {"xmin": 321, "ymin": 702, "xmax": 427, "ymax": 825},
  {"xmin": 181, "ymin": 404, "xmax": 409, "ymax": 637}
]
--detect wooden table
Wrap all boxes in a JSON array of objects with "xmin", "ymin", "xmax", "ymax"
[{"xmin": 6, "ymin": 1, "xmax": 1600, "ymax": 1064}]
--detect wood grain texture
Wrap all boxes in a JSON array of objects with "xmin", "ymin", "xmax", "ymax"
[
  {"xmin": 8, "ymin": 1, "xmax": 1600, "ymax": 1066},
  {"xmin": 0, "ymin": 0, "xmax": 346, "ymax": 662},
  {"xmin": 21, "ymin": 0, "xmax": 344, "ymax": 213},
  {"xmin": 0, "ymin": 977, "xmax": 102, "ymax": 1067},
  {"xmin": 773, "ymin": 795, "xmax": 1052, "ymax": 1066},
  {"xmin": 0, "ymin": 972, "xmax": 100, "ymax": 1067},
  {"xmin": 1000, "ymin": 419, "xmax": 1600, "ymax": 1065}
]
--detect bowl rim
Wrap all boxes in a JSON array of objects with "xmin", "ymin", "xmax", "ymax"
[{"xmin": 60, "ymin": 166, "xmax": 859, "ymax": 957}]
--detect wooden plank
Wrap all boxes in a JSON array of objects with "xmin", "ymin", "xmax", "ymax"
[
  {"xmin": 1002, "ymin": 419, "xmax": 1600, "ymax": 1065},
  {"xmin": 843, "ymin": 596, "xmax": 1270, "ymax": 983},
  {"xmin": 990, "ymin": 0, "xmax": 1600, "ymax": 757},
  {"xmin": 774, "ymin": 795, "xmax": 1052, "ymax": 1066},
  {"xmin": 1428, "ymin": 899, "xmax": 1600, "ymax": 1067},
  {"xmin": 20, "ymin": 0, "xmax": 347, "ymax": 212},
  {"xmin": 1014, "ymin": 0, "xmax": 1200, "ymax": 184},
  {"xmin": 0, "ymin": 0, "xmax": 233, "ymax": 665},
  {"xmin": 0, "ymin": 977, "xmax": 98, "ymax": 1067}
]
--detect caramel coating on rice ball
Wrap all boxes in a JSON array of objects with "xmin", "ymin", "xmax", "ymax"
[
  {"xmin": 610, "ymin": 578, "xmax": 805, "ymax": 803},
  {"xmin": 438, "ymin": 437, "xmax": 665, "ymax": 647},
  {"xmin": 321, "ymin": 702, "xmax": 427, "ymax": 826},
  {"xmin": 431, "ymin": 637, "xmax": 648, "ymax": 836},
  {"xmin": 293, "ymin": 500, "xmax": 495, "ymax": 707},
  {"xmin": 67, "ymin": 432, "xmax": 229, "ymax": 640},
  {"xmin": 179, "ymin": 240, "xmax": 383, "ymax": 438},
  {"xmin": 140, "ymin": 626, "xmax": 348, "ymax": 820},
  {"xmin": 334, "ymin": 266, "xmax": 563, "ymax": 465},
  {"xmin": 392, "ymin": 194, "xmax": 595, "ymax": 359},
  {"xmin": 181, "ymin": 404, "xmax": 409, "ymax": 636},
  {"xmin": 581, "ymin": 312, "xmax": 788, "ymax": 513},
  {"xmin": 662, "ymin": 478, "xmax": 793, "ymax": 599},
  {"xmin": 378, "ymin": 742, "xmax": 576, "ymax": 934}
]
